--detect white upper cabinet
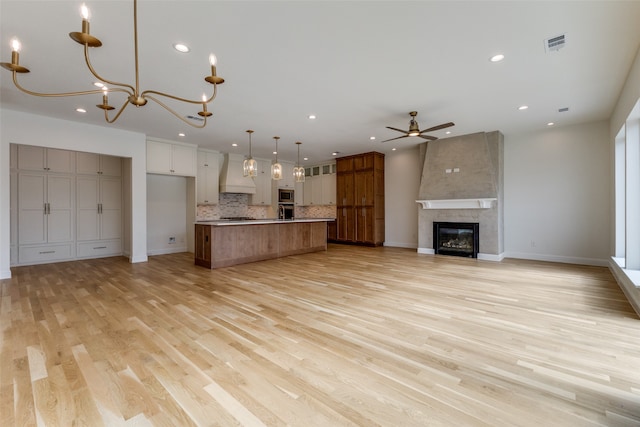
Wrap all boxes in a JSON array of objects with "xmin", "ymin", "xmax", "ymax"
[
  {"xmin": 18, "ymin": 145, "xmax": 75, "ymax": 173},
  {"xmin": 146, "ymin": 139, "xmax": 196, "ymax": 176},
  {"xmin": 251, "ymin": 159, "xmax": 273, "ymax": 206},
  {"xmin": 197, "ymin": 150, "xmax": 220, "ymax": 204},
  {"xmin": 76, "ymin": 152, "xmax": 122, "ymax": 176},
  {"xmin": 279, "ymin": 161, "xmax": 295, "ymax": 189}
]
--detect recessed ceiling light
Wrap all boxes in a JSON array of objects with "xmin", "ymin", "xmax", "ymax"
[
  {"xmin": 370, "ymin": 136, "xmax": 376, "ymax": 140},
  {"xmin": 178, "ymin": 133, "xmax": 185, "ymax": 137},
  {"xmin": 518, "ymin": 105, "xmax": 529, "ymax": 110},
  {"xmin": 272, "ymin": 151, "xmax": 277, "ymax": 155},
  {"xmin": 173, "ymin": 43, "xmax": 190, "ymax": 53},
  {"xmin": 392, "ymin": 148, "xmax": 397, "ymax": 151},
  {"xmin": 332, "ymin": 152, "xmax": 338, "ymax": 156},
  {"xmin": 76, "ymin": 108, "xmax": 86, "ymax": 113},
  {"xmin": 490, "ymin": 54, "xmax": 505, "ymax": 62},
  {"xmin": 303, "ymin": 157, "xmax": 309, "ymax": 161},
  {"xmin": 547, "ymin": 122, "xmax": 554, "ymax": 126},
  {"xmin": 93, "ymin": 82, "xmax": 104, "ymax": 88},
  {"xmin": 308, "ymin": 115, "xmax": 316, "ymax": 120},
  {"xmin": 445, "ymin": 131, "xmax": 451, "ymax": 135},
  {"xmin": 232, "ymin": 143, "xmax": 238, "ymax": 147}
]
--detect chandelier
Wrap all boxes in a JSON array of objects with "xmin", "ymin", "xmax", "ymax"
[
  {"xmin": 243, "ymin": 130, "xmax": 258, "ymax": 177},
  {"xmin": 0, "ymin": 0, "xmax": 224, "ymax": 128},
  {"xmin": 271, "ymin": 136, "xmax": 283, "ymax": 180},
  {"xmin": 293, "ymin": 141, "xmax": 305, "ymax": 183}
]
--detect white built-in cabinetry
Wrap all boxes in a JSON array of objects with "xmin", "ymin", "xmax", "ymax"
[
  {"xmin": 11, "ymin": 144, "xmax": 124, "ymax": 266},
  {"xmin": 196, "ymin": 150, "xmax": 220, "ymax": 204},
  {"xmin": 76, "ymin": 153, "xmax": 123, "ymax": 259},
  {"xmin": 146, "ymin": 138, "xmax": 197, "ymax": 176},
  {"xmin": 251, "ymin": 159, "xmax": 273, "ymax": 206},
  {"xmin": 16, "ymin": 146, "xmax": 75, "ymax": 264},
  {"xmin": 279, "ymin": 161, "xmax": 295, "ymax": 189},
  {"xmin": 301, "ymin": 162, "xmax": 336, "ymax": 206}
]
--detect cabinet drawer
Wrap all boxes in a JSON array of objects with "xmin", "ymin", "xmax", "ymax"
[
  {"xmin": 19, "ymin": 243, "xmax": 73, "ymax": 264},
  {"xmin": 77, "ymin": 240, "xmax": 122, "ymax": 258}
]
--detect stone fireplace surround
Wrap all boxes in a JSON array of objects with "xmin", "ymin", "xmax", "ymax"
[{"xmin": 416, "ymin": 131, "xmax": 504, "ymax": 261}]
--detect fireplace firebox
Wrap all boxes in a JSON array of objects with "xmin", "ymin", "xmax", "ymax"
[{"xmin": 433, "ymin": 222, "xmax": 479, "ymax": 258}]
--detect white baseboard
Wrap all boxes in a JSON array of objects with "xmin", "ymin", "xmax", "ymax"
[
  {"xmin": 130, "ymin": 255, "xmax": 148, "ymax": 263},
  {"xmin": 0, "ymin": 269, "xmax": 11, "ymax": 279},
  {"xmin": 478, "ymin": 252, "xmax": 504, "ymax": 262},
  {"xmin": 417, "ymin": 247, "xmax": 435, "ymax": 255},
  {"xmin": 609, "ymin": 258, "xmax": 640, "ymax": 318},
  {"xmin": 417, "ymin": 247, "xmax": 503, "ymax": 262},
  {"xmin": 384, "ymin": 242, "xmax": 418, "ymax": 249},
  {"xmin": 504, "ymin": 251, "xmax": 609, "ymax": 267},
  {"xmin": 147, "ymin": 246, "xmax": 187, "ymax": 256}
]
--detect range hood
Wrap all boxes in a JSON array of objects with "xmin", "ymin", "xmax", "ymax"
[{"xmin": 219, "ymin": 153, "xmax": 256, "ymax": 194}]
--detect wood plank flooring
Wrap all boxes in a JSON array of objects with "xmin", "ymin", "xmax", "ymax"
[{"xmin": 1, "ymin": 245, "xmax": 639, "ymax": 426}]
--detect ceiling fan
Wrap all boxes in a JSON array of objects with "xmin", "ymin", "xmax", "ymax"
[{"xmin": 383, "ymin": 111, "xmax": 454, "ymax": 142}]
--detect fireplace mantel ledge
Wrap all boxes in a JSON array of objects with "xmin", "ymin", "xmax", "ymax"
[{"xmin": 416, "ymin": 198, "xmax": 497, "ymax": 209}]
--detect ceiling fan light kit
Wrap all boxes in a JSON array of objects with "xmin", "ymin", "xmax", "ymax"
[
  {"xmin": 0, "ymin": 0, "xmax": 224, "ymax": 128},
  {"xmin": 383, "ymin": 111, "xmax": 454, "ymax": 143}
]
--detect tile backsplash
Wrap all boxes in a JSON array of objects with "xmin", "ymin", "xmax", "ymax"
[{"xmin": 196, "ymin": 193, "xmax": 337, "ymax": 221}]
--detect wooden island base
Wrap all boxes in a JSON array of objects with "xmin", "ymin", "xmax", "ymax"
[{"xmin": 195, "ymin": 220, "xmax": 329, "ymax": 269}]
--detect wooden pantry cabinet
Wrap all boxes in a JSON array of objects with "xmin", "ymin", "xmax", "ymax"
[{"xmin": 335, "ymin": 152, "xmax": 384, "ymax": 246}]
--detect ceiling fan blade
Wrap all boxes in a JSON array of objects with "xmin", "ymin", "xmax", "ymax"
[
  {"xmin": 382, "ymin": 135, "xmax": 410, "ymax": 143},
  {"xmin": 419, "ymin": 135, "xmax": 438, "ymax": 141},
  {"xmin": 386, "ymin": 126, "xmax": 409, "ymax": 134},
  {"xmin": 420, "ymin": 122, "xmax": 455, "ymax": 133}
]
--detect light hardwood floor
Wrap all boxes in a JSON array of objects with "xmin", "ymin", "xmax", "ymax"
[{"xmin": 1, "ymin": 245, "xmax": 639, "ymax": 426}]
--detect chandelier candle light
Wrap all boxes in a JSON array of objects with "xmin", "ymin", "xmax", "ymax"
[
  {"xmin": 271, "ymin": 136, "xmax": 283, "ymax": 180},
  {"xmin": 294, "ymin": 141, "xmax": 305, "ymax": 183},
  {"xmin": 0, "ymin": 0, "xmax": 224, "ymax": 128},
  {"xmin": 243, "ymin": 130, "xmax": 258, "ymax": 178}
]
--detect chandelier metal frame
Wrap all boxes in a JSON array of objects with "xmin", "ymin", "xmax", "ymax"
[{"xmin": 0, "ymin": 0, "xmax": 224, "ymax": 128}]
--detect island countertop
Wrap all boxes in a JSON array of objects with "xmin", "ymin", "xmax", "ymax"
[
  {"xmin": 194, "ymin": 219, "xmax": 332, "ymax": 268},
  {"xmin": 195, "ymin": 218, "xmax": 335, "ymax": 226}
]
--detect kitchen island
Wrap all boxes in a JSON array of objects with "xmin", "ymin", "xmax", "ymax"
[{"xmin": 194, "ymin": 219, "xmax": 332, "ymax": 269}]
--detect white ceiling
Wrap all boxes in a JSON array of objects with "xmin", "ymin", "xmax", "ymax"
[{"xmin": 2, "ymin": 1, "xmax": 639, "ymax": 165}]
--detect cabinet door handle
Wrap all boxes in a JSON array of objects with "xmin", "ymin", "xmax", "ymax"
[
  {"xmin": 362, "ymin": 207, "xmax": 366, "ymax": 216},
  {"xmin": 93, "ymin": 246, "xmax": 107, "ymax": 250},
  {"xmin": 39, "ymin": 250, "xmax": 55, "ymax": 254},
  {"xmin": 44, "ymin": 203, "xmax": 47, "ymax": 214}
]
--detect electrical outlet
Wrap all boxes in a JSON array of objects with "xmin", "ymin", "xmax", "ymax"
[{"xmin": 169, "ymin": 237, "xmax": 176, "ymax": 244}]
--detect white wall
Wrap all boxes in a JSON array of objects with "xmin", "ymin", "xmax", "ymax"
[
  {"xmin": 146, "ymin": 174, "xmax": 188, "ymax": 255},
  {"xmin": 504, "ymin": 121, "xmax": 610, "ymax": 265},
  {"xmin": 384, "ymin": 146, "xmax": 421, "ymax": 248},
  {"xmin": 383, "ymin": 122, "xmax": 611, "ymax": 266},
  {"xmin": 0, "ymin": 109, "xmax": 148, "ymax": 278}
]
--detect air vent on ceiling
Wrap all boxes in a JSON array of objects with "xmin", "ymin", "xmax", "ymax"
[
  {"xmin": 186, "ymin": 115, "xmax": 204, "ymax": 122},
  {"xmin": 545, "ymin": 34, "xmax": 566, "ymax": 52},
  {"xmin": 558, "ymin": 107, "xmax": 569, "ymax": 113}
]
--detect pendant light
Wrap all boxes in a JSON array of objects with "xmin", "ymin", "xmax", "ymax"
[
  {"xmin": 293, "ymin": 141, "xmax": 305, "ymax": 183},
  {"xmin": 271, "ymin": 136, "xmax": 283, "ymax": 180},
  {"xmin": 243, "ymin": 130, "xmax": 258, "ymax": 177}
]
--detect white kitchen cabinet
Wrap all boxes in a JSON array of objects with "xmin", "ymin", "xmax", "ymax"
[
  {"xmin": 76, "ymin": 152, "xmax": 122, "ymax": 176},
  {"xmin": 197, "ymin": 150, "xmax": 220, "ymax": 204},
  {"xmin": 76, "ymin": 175, "xmax": 122, "ymax": 258},
  {"xmin": 295, "ymin": 181, "xmax": 304, "ymax": 206},
  {"xmin": 279, "ymin": 161, "xmax": 295, "ymax": 189},
  {"xmin": 251, "ymin": 159, "xmax": 273, "ymax": 206},
  {"xmin": 17, "ymin": 172, "xmax": 75, "ymax": 263},
  {"xmin": 18, "ymin": 145, "xmax": 75, "ymax": 173},
  {"xmin": 321, "ymin": 172, "xmax": 337, "ymax": 205},
  {"xmin": 146, "ymin": 139, "xmax": 196, "ymax": 176}
]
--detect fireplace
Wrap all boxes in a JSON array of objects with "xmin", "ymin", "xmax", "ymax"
[{"xmin": 433, "ymin": 222, "xmax": 479, "ymax": 258}]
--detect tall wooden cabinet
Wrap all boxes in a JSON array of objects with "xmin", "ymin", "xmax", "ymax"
[{"xmin": 336, "ymin": 152, "xmax": 384, "ymax": 246}]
